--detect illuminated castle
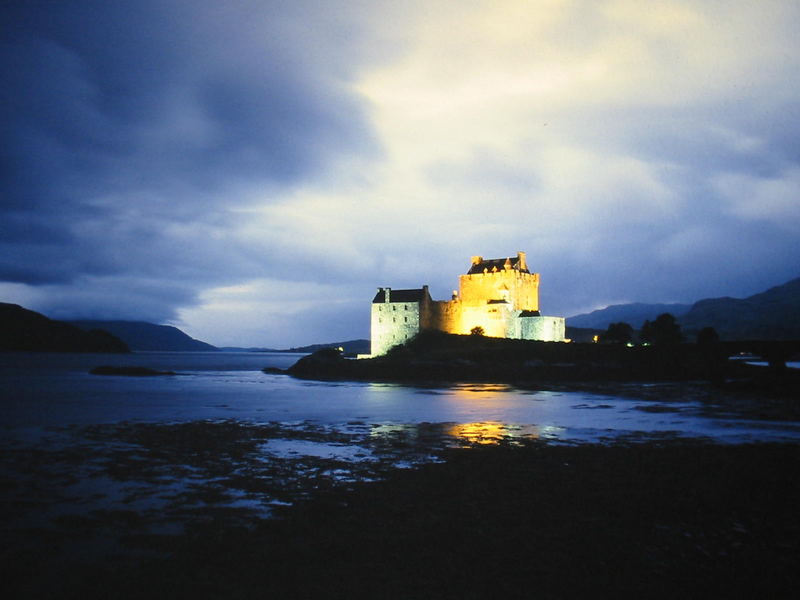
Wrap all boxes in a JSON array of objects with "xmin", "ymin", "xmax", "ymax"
[{"xmin": 370, "ymin": 252, "xmax": 565, "ymax": 355}]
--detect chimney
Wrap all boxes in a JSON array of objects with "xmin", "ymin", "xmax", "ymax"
[
  {"xmin": 517, "ymin": 251, "xmax": 527, "ymax": 271},
  {"xmin": 384, "ymin": 287, "xmax": 391, "ymax": 302},
  {"xmin": 471, "ymin": 255, "xmax": 483, "ymax": 265}
]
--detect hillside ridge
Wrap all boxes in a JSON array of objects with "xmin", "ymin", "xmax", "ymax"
[
  {"xmin": 568, "ymin": 276, "xmax": 800, "ymax": 340},
  {"xmin": 0, "ymin": 303, "xmax": 129, "ymax": 353},
  {"xmin": 69, "ymin": 320, "xmax": 218, "ymax": 352}
]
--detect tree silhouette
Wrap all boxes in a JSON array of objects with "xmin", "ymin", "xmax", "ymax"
[
  {"xmin": 470, "ymin": 326, "xmax": 485, "ymax": 336},
  {"xmin": 599, "ymin": 322, "xmax": 633, "ymax": 344},
  {"xmin": 640, "ymin": 313, "xmax": 682, "ymax": 345},
  {"xmin": 696, "ymin": 326, "xmax": 720, "ymax": 345}
]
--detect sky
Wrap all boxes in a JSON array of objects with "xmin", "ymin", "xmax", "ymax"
[{"xmin": 2, "ymin": 0, "xmax": 799, "ymax": 347}]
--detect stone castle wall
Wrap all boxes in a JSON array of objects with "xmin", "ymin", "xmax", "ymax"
[
  {"xmin": 457, "ymin": 302, "xmax": 513, "ymax": 337},
  {"xmin": 426, "ymin": 299, "xmax": 460, "ymax": 332},
  {"xmin": 517, "ymin": 315, "xmax": 566, "ymax": 342},
  {"xmin": 458, "ymin": 270, "xmax": 539, "ymax": 311},
  {"xmin": 370, "ymin": 253, "xmax": 564, "ymax": 355},
  {"xmin": 370, "ymin": 299, "xmax": 422, "ymax": 356}
]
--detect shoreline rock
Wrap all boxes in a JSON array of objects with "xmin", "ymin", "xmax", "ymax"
[
  {"xmin": 277, "ymin": 332, "xmax": 800, "ymax": 405},
  {"xmin": 15, "ymin": 438, "xmax": 798, "ymax": 600},
  {"xmin": 284, "ymin": 332, "xmax": 726, "ymax": 382}
]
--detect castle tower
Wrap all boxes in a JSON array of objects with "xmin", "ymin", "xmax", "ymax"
[
  {"xmin": 458, "ymin": 251, "xmax": 539, "ymax": 311},
  {"xmin": 368, "ymin": 252, "xmax": 563, "ymax": 355},
  {"xmin": 369, "ymin": 286, "xmax": 432, "ymax": 356}
]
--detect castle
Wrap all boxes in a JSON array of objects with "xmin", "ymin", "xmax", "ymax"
[{"xmin": 370, "ymin": 252, "xmax": 566, "ymax": 355}]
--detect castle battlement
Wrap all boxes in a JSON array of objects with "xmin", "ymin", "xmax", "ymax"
[{"xmin": 370, "ymin": 252, "xmax": 565, "ymax": 356}]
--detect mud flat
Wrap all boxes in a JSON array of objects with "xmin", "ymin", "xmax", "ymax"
[{"xmin": 2, "ymin": 424, "xmax": 798, "ymax": 599}]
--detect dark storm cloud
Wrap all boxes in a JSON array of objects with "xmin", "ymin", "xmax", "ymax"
[
  {"xmin": 1, "ymin": 1, "xmax": 380, "ymax": 305},
  {"xmin": 3, "ymin": 1, "xmax": 799, "ymax": 346}
]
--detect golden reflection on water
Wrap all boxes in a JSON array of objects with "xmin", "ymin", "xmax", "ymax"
[
  {"xmin": 368, "ymin": 421, "xmax": 543, "ymax": 446},
  {"xmin": 443, "ymin": 385, "xmax": 541, "ymax": 445},
  {"xmin": 448, "ymin": 421, "xmax": 541, "ymax": 445},
  {"xmin": 447, "ymin": 383, "xmax": 515, "ymax": 400},
  {"xmin": 368, "ymin": 384, "xmax": 546, "ymax": 446}
]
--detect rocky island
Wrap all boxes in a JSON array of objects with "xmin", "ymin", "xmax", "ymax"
[
  {"xmin": 273, "ymin": 331, "xmax": 800, "ymax": 408},
  {"xmin": 284, "ymin": 331, "xmax": 713, "ymax": 381}
]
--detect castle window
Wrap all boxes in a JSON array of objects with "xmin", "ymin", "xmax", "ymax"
[
  {"xmin": 393, "ymin": 317, "xmax": 396, "ymax": 322},
  {"xmin": 392, "ymin": 306, "xmax": 396, "ymax": 311},
  {"xmin": 404, "ymin": 317, "xmax": 408, "ymax": 323}
]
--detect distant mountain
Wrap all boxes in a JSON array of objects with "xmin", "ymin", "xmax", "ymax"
[
  {"xmin": 0, "ymin": 303, "xmax": 129, "ymax": 353},
  {"xmin": 281, "ymin": 339, "xmax": 371, "ymax": 355},
  {"xmin": 566, "ymin": 277, "xmax": 800, "ymax": 341},
  {"xmin": 219, "ymin": 347, "xmax": 280, "ymax": 353},
  {"xmin": 679, "ymin": 277, "xmax": 800, "ymax": 340},
  {"xmin": 568, "ymin": 303, "xmax": 692, "ymax": 330},
  {"xmin": 69, "ymin": 320, "xmax": 218, "ymax": 351},
  {"xmin": 220, "ymin": 340, "xmax": 370, "ymax": 355}
]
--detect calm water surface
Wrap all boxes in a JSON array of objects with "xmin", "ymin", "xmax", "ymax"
[
  {"xmin": 1, "ymin": 351, "xmax": 798, "ymax": 443},
  {"xmin": 2, "ymin": 350, "xmax": 799, "ymax": 550}
]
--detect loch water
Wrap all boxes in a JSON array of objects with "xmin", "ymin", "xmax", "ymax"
[
  {"xmin": 2, "ymin": 350, "xmax": 800, "ymax": 558},
  {"xmin": 1, "ymin": 351, "xmax": 799, "ymax": 443}
]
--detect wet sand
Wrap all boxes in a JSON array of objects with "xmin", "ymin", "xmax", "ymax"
[{"xmin": 2, "ymin": 420, "xmax": 798, "ymax": 599}]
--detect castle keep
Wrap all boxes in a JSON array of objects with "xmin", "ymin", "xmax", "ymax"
[{"xmin": 370, "ymin": 252, "xmax": 566, "ymax": 355}]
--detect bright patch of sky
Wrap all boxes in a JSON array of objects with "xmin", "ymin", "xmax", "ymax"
[{"xmin": 2, "ymin": 1, "xmax": 798, "ymax": 346}]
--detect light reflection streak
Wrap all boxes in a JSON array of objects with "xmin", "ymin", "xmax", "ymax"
[
  {"xmin": 367, "ymin": 421, "xmax": 543, "ymax": 446},
  {"xmin": 447, "ymin": 421, "xmax": 541, "ymax": 445},
  {"xmin": 446, "ymin": 383, "xmax": 516, "ymax": 399}
]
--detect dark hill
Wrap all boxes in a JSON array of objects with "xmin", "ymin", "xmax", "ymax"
[
  {"xmin": 282, "ymin": 339, "xmax": 370, "ymax": 355},
  {"xmin": 0, "ymin": 303, "xmax": 129, "ymax": 353},
  {"xmin": 223, "ymin": 340, "xmax": 371, "ymax": 355},
  {"xmin": 285, "ymin": 330, "xmax": 729, "ymax": 384},
  {"xmin": 567, "ymin": 276, "xmax": 800, "ymax": 340},
  {"xmin": 568, "ymin": 302, "xmax": 691, "ymax": 330},
  {"xmin": 680, "ymin": 277, "xmax": 800, "ymax": 340},
  {"xmin": 565, "ymin": 326, "xmax": 603, "ymax": 343},
  {"xmin": 70, "ymin": 320, "xmax": 218, "ymax": 352}
]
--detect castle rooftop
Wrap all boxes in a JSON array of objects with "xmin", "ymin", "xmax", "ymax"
[
  {"xmin": 371, "ymin": 287, "xmax": 431, "ymax": 303},
  {"xmin": 467, "ymin": 252, "xmax": 529, "ymax": 275}
]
